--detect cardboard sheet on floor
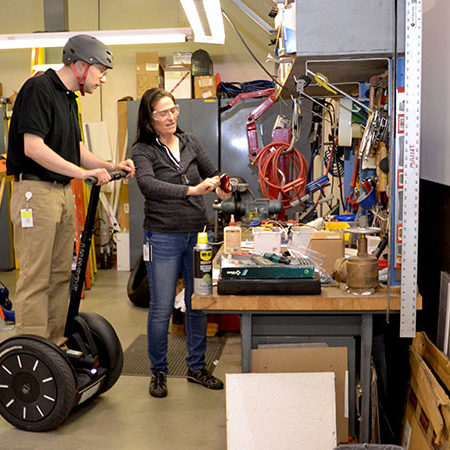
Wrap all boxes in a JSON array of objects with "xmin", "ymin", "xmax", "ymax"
[
  {"xmin": 226, "ymin": 372, "xmax": 337, "ymax": 450},
  {"xmin": 251, "ymin": 346, "xmax": 348, "ymax": 444}
]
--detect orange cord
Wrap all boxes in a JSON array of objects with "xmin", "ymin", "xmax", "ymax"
[{"xmin": 255, "ymin": 142, "xmax": 309, "ymax": 210}]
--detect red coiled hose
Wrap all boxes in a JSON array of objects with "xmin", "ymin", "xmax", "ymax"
[{"xmin": 255, "ymin": 142, "xmax": 309, "ymax": 210}]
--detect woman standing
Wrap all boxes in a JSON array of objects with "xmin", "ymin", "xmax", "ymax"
[{"xmin": 132, "ymin": 88, "xmax": 231, "ymax": 398}]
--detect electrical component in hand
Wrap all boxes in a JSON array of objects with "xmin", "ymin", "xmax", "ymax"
[
  {"xmin": 255, "ymin": 142, "xmax": 309, "ymax": 211},
  {"xmin": 219, "ymin": 173, "xmax": 232, "ymax": 193}
]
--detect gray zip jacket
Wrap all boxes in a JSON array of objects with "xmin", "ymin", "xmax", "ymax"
[{"xmin": 132, "ymin": 132, "xmax": 219, "ymax": 233}]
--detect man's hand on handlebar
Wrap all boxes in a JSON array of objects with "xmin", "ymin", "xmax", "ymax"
[
  {"xmin": 83, "ymin": 168, "xmax": 111, "ymax": 185},
  {"xmin": 114, "ymin": 159, "xmax": 135, "ymax": 179}
]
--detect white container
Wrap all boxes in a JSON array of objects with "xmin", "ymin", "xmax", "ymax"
[
  {"xmin": 290, "ymin": 226, "xmax": 314, "ymax": 249},
  {"xmin": 253, "ymin": 227, "xmax": 282, "ymax": 255}
]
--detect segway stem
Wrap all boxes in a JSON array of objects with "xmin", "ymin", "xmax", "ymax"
[{"xmin": 65, "ymin": 171, "xmax": 126, "ymax": 337}]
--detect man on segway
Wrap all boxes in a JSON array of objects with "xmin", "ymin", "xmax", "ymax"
[
  {"xmin": 0, "ymin": 35, "xmax": 134, "ymax": 432},
  {"xmin": 6, "ymin": 35, "xmax": 135, "ymax": 345}
]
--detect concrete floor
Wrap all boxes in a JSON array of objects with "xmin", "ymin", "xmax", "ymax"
[{"xmin": 0, "ymin": 269, "xmax": 242, "ymax": 450}]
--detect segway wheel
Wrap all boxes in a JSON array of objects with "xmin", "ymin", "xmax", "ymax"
[
  {"xmin": 0, "ymin": 337, "xmax": 76, "ymax": 431},
  {"xmin": 127, "ymin": 254, "xmax": 150, "ymax": 308},
  {"xmin": 78, "ymin": 312, "xmax": 123, "ymax": 394}
]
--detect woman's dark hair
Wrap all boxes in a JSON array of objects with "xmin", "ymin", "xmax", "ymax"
[{"xmin": 134, "ymin": 87, "xmax": 182, "ymax": 145}]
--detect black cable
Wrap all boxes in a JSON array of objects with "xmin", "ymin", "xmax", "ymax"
[
  {"xmin": 222, "ymin": 8, "xmax": 333, "ymax": 128},
  {"xmin": 241, "ymin": 80, "xmax": 274, "ymax": 91},
  {"xmin": 218, "ymin": 80, "xmax": 275, "ymax": 98},
  {"xmin": 337, "ymin": 152, "xmax": 345, "ymax": 211},
  {"xmin": 222, "ymin": 9, "xmax": 290, "ymax": 94}
]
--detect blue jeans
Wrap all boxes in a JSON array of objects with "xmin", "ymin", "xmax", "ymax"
[{"xmin": 144, "ymin": 230, "xmax": 207, "ymax": 374}]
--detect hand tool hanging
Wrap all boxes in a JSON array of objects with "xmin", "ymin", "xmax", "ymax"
[{"xmin": 223, "ymin": 89, "xmax": 309, "ymax": 215}]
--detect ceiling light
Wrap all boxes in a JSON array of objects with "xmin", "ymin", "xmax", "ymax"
[
  {"xmin": 180, "ymin": 0, "xmax": 225, "ymax": 44},
  {"xmin": 0, "ymin": 28, "xmax": 192, "ymax": 50},
  {"xmin": 31, "ymin": 64, "xmax": 64, "ymax": 74}
]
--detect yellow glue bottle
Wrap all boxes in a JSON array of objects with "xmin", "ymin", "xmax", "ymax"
[{"xmin": 223, "ymin": 214, "xmax": 241, "ymax": 254}]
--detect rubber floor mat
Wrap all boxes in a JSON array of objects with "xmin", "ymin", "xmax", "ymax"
[{"xmin": 122, "ymin": 334, "xmax": 227, "ymax": 377}]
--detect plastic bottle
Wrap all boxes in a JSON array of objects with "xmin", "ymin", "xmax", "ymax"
[
  {"xmin": 223, "ymin": 214, "xmax": 241, "ymax": 254},
  {"xmin": 193, "ymin": 231, "xmax": 213, "ymax": 295}
]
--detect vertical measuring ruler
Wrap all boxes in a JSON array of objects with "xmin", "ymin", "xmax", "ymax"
[{"xmin": 401, "ymin": 0, "xmax": 422, "ymax": 337}]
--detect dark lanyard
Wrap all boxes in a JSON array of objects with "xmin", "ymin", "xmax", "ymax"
[{"xmin": 156, "ymin": 137, "xmax": 189, "ymax": 185}]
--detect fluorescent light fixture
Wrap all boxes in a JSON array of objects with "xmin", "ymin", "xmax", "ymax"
[
  {"xmin": 0, "ymin": 28, "xmax": 192, "ymax": 50},
  {"xmin": 32, "ymin": 63, "xmax": 63, "ymax": 74},
  {"xmin": 31, "ymin": 63, "xmax": 63, "ymax": 78},
  {"xmin": 180, "ymin": 0, "xmax": 225, "ymax": 44}
]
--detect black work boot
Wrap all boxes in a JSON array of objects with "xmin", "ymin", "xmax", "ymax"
[
  {"xmin": 149, "ymin": 370, "xmax": 168, "ymax": 398},
  {"xmin": 187, "ymin": 367, "xmax": 224, "ymax": 390}
]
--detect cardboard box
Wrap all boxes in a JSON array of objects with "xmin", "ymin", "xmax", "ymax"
[
  {"xmin": 136, "ymin": 52, "xmax": 163, "ymax": 99},
  {"xmin": 173, "ymin": 52, "xmax": 192, "ymax": 65},
  {"xmin": 401, "ymin": 332, "xmax": 450, "ymax": 449},
  {"xmin": 308, "ymin": 231, "xmax": 345, "ymax": 274},
  {"xmin": 164, "ymin": 64, "xmax": 191, "ymax": 99},
  {"xmin": 194, "ymin": 75, "xmax": 216, "ymax": 99},
  {"xmin": 252, "ymin": 346, "xmax": 348, "ymax": 444}
]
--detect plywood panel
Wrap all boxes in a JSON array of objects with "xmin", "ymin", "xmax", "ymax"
[
  {"xmin": 226, "ymin": 372, "xmax": 336, "ymax": 450},
  {"xmin": 251, "ymin": 347, "xmax": 348, "ymax": 444}
]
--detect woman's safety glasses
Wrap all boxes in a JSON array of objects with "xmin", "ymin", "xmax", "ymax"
[{"xmin": 152, "ymin": 105, "xmax": 180, "ymax": 120}]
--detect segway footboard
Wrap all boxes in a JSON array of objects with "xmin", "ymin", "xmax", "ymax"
[{"xmin": 66, "ymin": 312, "xmax": 123, "ymax": 397}]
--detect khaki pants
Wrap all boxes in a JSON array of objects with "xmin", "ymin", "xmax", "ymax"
[{"xmin": 10, "ymin": 179, "xmax": 75, "ymax": 345}]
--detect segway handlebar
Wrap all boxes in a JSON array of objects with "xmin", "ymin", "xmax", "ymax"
[{"xmin": 84, "ymin": 170, "xmax": 128, "ymax": 185}]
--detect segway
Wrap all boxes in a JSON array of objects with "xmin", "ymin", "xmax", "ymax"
[{"xmin": 0, "ymin": 172, "xmax": 125, "ymax": 431}]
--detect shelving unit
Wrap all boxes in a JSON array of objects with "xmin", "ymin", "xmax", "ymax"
[
  {"xmin": 280, "ymin": 57, "xmax": 390, "ymax": 97},
  {"xmin": 276, "ymin": 1, "xmax": 418, "ymax": 316},
  {"xmin": 269, "ymin": 0, "xmax": 422, "ymax": 442}
]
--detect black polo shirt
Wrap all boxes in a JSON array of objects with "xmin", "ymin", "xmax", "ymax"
[{"xmin": 6, "ymin": 69, "xmax": 81, "ymax": 184}]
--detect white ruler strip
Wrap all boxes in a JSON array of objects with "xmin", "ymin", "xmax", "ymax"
[{"xmin": 401, "ymin": 0, "xmax": 422, "ymax": 337}]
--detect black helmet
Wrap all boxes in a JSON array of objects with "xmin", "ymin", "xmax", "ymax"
[{"xmin": 62, "ymin": 34, "xmax": 113, "ymax": 69}]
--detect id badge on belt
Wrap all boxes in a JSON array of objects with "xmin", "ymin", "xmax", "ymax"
[
  {"xmin": 20, "ymin": 191, "xmax": 34, "ymax": 228},
  {"xmin": 143, "ymin": 236, "xmax": 151, "ymax": 262},
  {"xmin": 20, "ymin": 209, "xmax": 33, "ymax": 228}
]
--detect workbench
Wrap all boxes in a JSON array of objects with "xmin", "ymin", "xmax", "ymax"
[{"xmin": 192, "ymin": 285, "xmax": 422, "ymax": 443}]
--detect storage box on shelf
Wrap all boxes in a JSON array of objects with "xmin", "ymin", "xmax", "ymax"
[
  {"xmin": 164, "ymin": 65, "xmax": 192, "ymax": 99},
  {"xmin": 136, "ymin": 52, "xmax": 163, "ymax": 99}
]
